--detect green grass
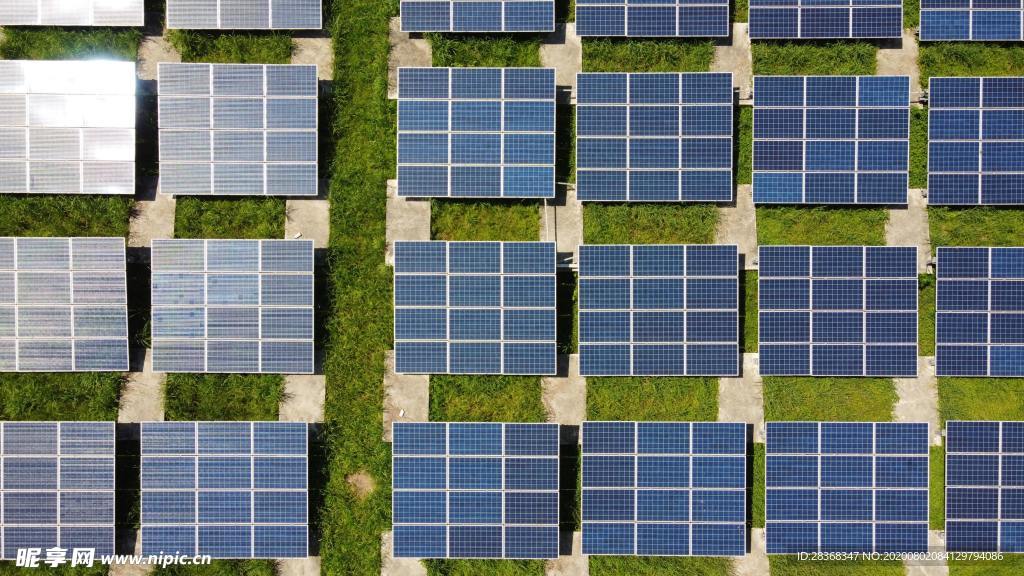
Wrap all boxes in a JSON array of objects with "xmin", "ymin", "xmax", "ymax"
[
  {"xmin": 949, "ymin": 556, "xmax": 1024, "ymax": 575},
  {"xmin": 768, "ymin": 556, "xmax": 904, "ymax": 576},
  {"xmin": 928, "ymin": 207, "xmax": 1024, "ymax": 252},
  {"xmin": 752, "ymin": 442, "xmax": 765, "ymax": 528},
  {"xmin": 155, "ymin": 561, "xmax": 275, "ymax": 576},
  {"xmin": 0, "ymin": 27, "xmax": 140, "ymax": 60},
  {"xmin": 586, "ymin": 377, "xmax": 718, "ymax": 421},
  {"xmin": 426, "ymin": 560, "xmax": 545, "ymax": 576},
  {"xmin": 163, "ymin": 374, "xmax": 284, "ymax": 421},
  {"xmin": 756, "ymin": 207, "xmax": 888, "ymax": 245},
  {"xmin": 0, "ymin": 373, "xmax": 121, "ymax": 421},
  {"xmin": 167, "ymin": 30, "xmax": 293, "ymax": 63},
  {"xmin": 752, "ymin": 41, "xmax": 877, "ymax": 76},
  {"xmin": 0, "ymin": 196, "xmax": 132, "ymax": 237},
  {"xmin": 590, "ymin": 557, "xmax": 731, "ymax": 576},
  {"xmin": 736, "ymin": 106, "xmax": 752, "ymax": 186},
  {"xmin": 931, "ymin": 446, "xmax": 944, "ymax": 530},
  {"xmin": 763, "ymin": 377, "xmax": 897, "ymax": 421},
  {"xmin": 910, "ymin": 106, "xmax": 928, "ymax": 189},
  {"xmin": 0, "ymin": 564, "xmax": 106, "ymax": 576},
  {"xmin": 429, "ymin": 376, "xmax": 546, "ymax": 422},
  {"xmin": 904, "ymin": 0, "xmax": 920, "ymax": 28},
  {"xmin": 429, "ymin": 34, "xmax": 542, "ymax": 67},
  {"xmin": 173, "ymin": 197, "xmax": 286, "ymax": 239},
  {"xmin": 743, "ymin": 270, "xmax": 758, "ymax": 353},
  {"xmin": 919, "ymin": 274, "xmax": 935, "ymax": 356},
  {"xmin": 431, "ymin": 201, "xmax": 540, "ymax": 241},
  {"xmin": 920, "ymin": 43, "xmax": 1024, "ymax": 86},
  {"xmin": 938, "ymin": 378, "xmax": 1024, "ymax": 423},
  {"xmin": 734, "ymin": 0, "xmax": 749, "ymax": 23},
  {"xmin": 582, "ymin": 39, "xmax": 715, "ymax": 72},
  {"xmin": 583, "ymin": 204, "xmax": 718, "ymax": 244}
]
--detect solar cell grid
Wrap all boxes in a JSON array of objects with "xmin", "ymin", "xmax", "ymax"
[
  {"xmin": 166, "ymin": 0, "xmax": 322, "ymax": 29},
  {"xmin": 749, "ymin": 0, "xmax": 903, "ymax": 39},
  {"xmin": 581, "ymin": 421, "xmax": 747, "ymax": 556},
  {"xmin": 391, "ymin": 422, "xmax": 560, "ymax": 559},
  {"xmin": 752, "ymin": 76, "xmax": 911, "ymax": 205},
  {"xmin": 0, "ymin": 0, "xmax": 144, "ymax": 26},
  {"xmin": 576, "ymin": 73, "xmax": 734, "ymax": 203},
  {"xmin": 158, "ymin": 63, "xmax": 319, "ymax": 197},
  {"xmin": 397, "ymin": 68, "xmax": 556, "ymax": 199},
  {"xmin": 401, "ymin": 0, "xmax": 555, "ymax": 32},
  {"xmin": 921, "ymin": 1, "xmax": 1024, "ymax": 41},
  {"xmin": 140, "ymin": 421, "xmax": 309, "ymax": 558},
  {"xmin": 0, "ymin": 422, "xmax": 115, "ymax": 559},
  {"xmin": 575, "ymin": 0, "xmax": 729, "ymax": 37},
  {"xmin": 758, "ymin": 246, "xmax": 918, "ymax": 377},
  {"xmin": 765, "ymin": 421, "xmax": 930, "ymax": 554}
]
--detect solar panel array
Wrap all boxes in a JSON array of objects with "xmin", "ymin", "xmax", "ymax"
[
  {"xmin": 946, "ymin": 421, "xmax": 1024, "ymax": 552},
  {"xmin": 0, "ymin": 60, "xmax": 135, "ymax": 196},
  {"xmin": 578, "ymin": 244, "xmax": 740, "ymax": 376},
  {"xmin": 921, "ymin": 1, "xmax": 1024, "ymax": 40},
  {"xmin": 0, "ymin": 237, "xmax": 128, "ymax": 372},
  {"xmin": 749, "ymin": 0, "xmax": 903, "ymax": 38},
  {"xmin": 765, "ymin": 422, "xmax": 930, "ymax": 554},
  {"xmin": 393, "ymin": 241, "xmax": 557, "ymax": 375},
  {"xmin": 928, "ymin": 77, "xmax": 1024, "ymax": 205},
  {"xmin": 753, "ymin": 76, "xmax": 910, "ymax": 205},
  {"xmin": 151, "ymin": 239, "xmax": 315, "ymax": 374},
  {"xmin": 576, "ymin": 73, "xmax": 733, "ymax": 202},
  {"xmin": 401, "ymin": 0, "xmax": 555, "ymax": 32},
  {"xmin": 140, "ymin": 422, "xmax": 308, "ymax": 558},
  {"xmin": 758, "ymin": 246, "xmax": 918, "ymax": 377},
  {"xmin": 392, "ymin": 422, "xmax": 559, "ymax": 559},
  {"xmin": 935, "ymin": 247, "xmax": 1024, "ymax": 377},
  {"xmin": 397, "ymin": 68, "xmax": 555, "ymax": 199},
  {"xmin": 158, "ymin": 63, "xmax": 318, "ymax": 197},
  {"xmin": 581, "ymin": 422, "xmax": 746, "ymax": 557},
  {"xmin": 166, "ymin": 0, "xmax": 322, "ymax": 29},
  {"xmin": 0, "ymin": 0, "xmax": 143, "ymax": 26},
  {"xmin": 0, "ymin": 422, "xmax": 115, "ymax": 559},
  {"xmin": 575, "ymin": 0, "xmax": 730, "ymax": 37}
]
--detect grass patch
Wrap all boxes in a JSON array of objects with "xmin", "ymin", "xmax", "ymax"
[
  {"xmin": 763, "ymin": 377, "xmax": 897, "ymax": 421},
  {"xmin": 586, "ymin": 377, "xmax": 718, "ymax": 421},
  {"xmin": 938, "ymin": 378, "xmax": 1024, "ymax": 423},
  {"xmin": 910, "ymin": 106, "xmax": 928, "ymax": 189},
  {"xmin": 743, "ymin": 270, "xmax": 758, "ymax": 353},
  {"xmin": 752, "ymin": 41, "xmax": 877, "ymax": 76},
  {"xmin": 904, "ymin": 0, "xmax": 920, "ymax": 29},
  {"xmin": 0, "ymin": 27, "xmax": 140, "ymax": 60},
  {"xmin": 920, "ymin": 43, "xmax": 1024, "ymax": 86},
  {"xmin": 919, "ymin": 274, "xmax": 935, "ymax": 356},
  {"xmin": 928, "ymin": 207, "xmax": 1024, "ymax": 251},
  {"xmin": 163, "ymin": 374, "xmax": 284, "ymax": 421},
  {"xmin": 582, "ymin": 39, "xmax": 715, "ymax": 72},
  {"xmin": 752, "ymin": 442, "xmax": 765, "ymax": 528},
  {"xmin": 931, "ymin": 446, "xmax": 944, "ymax": 530},
  {"xmin": 768, "ymin": 556, "xmax": 904, "ymax": 576},
  {"xmin": 167, "ymin": 30, "xmax": 293, "ymax": 64},
  {"xmin": 429, "ymin": 376, "xmax": 546, "ymax": 422},
  {"xmin": 431, "ymin": 200, "xmax": 540, "ymax": 241},
  {"xmin": 0, "ymin": 373, "xmax": 121, "ymax": 421},
  {"xmin": 756, "ymin": 207, "xmax": 888, "ymax": 245},
  {"xmin": 173, "ymin": 197, "xmax": 286, "ymax": 239},
  {"xmin": 0, "ymin": 565, "xmax": 106, "ymax": 575},
  {"xmin": 583, "ymin": 204, "xmax": 718, "ymax": 244},
  {"xmin": 736, "ymin": 106, "xmax": 752, "ymax": 186},
  {"xmin": 0, "ymin": 196, "xmax": 132, "ymax": 237},
  {"xmin": 733, "ymin": 0, "xmax": 749, "ymax": 23},
  {"xmin": 429, "ymin": 34, "xmax": 542, "ymax": 67},
  {"xmin": 949, "ymin": 555, "xmax": 1024, "ymax": 575},
  {"xmin": 590, "ymin": 557, "xmax": 731, "ymax": 576},
  {"xmin": 155, "ymin": 561, "xmax": 275, "ymax": 576},
  {"xmin": 426, "ymin": 560, "xmax": 545, "ymax": 576}
]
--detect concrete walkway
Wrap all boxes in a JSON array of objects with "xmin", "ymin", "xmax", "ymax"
[
  {"xmin": 385, "ymin": 180, "xmax": 431, "ymax": 265},
  {"xmin": 712, "ymin": 24, "xmax": 753, "ymax": 101},
  {"xmin": 541, "ymin": 355, "xmax": 586, "ymax": 426},
  {"xmin": 286, "ymin": 195, "xmax": 331, "ymax": 248},
  {"xmin": 887, "ymin": 189, "xmax": 932, "ymax": 273},
  {"xmin": 541, "ymin": 186, "xmax": 583, "ymax": 263},
  {"xmin": 734, "ymin": 528, "xmax": 769, "ymax": 576},
  {"xmin": 878, "ymin": 29, "xmax": 923, "ymax": 101},
  {"xmin": 137, "ymin": 35, "xmax": 181, "ymax": 81},
  {"xmin": 381, "ymin": 531, "xmax": 427, "ymax": 576},
  {"xmin": 118, "ymin": 349, "xmax": 165, "ymax": 423},
  {"xmin": 279, "ymin": 558, "xmax": 322, "ymax": 576},
  {"xmin": 894, "ymin": 357, "xmax": 942, "ymax": 445},
  {"xmin": 109, "ymin": 534, "xmax": 153, "ymax": 576},
  {"xmin": 715, "ymin": 184, "xmax": 758, "ymax": 270},
  {"xmin": 906, "ymin": 530, "xmax": 948, "ymax": 576},
  {"xmin": 718, "ymin": 354, "xmax": 764, "ymax": 442},
  {"xmin": 129, "ymin": 178, "xmax": 176, "ymax": 248},
  {"xmin": 540, "ymin": 24, "xmax": 582, "ymax": 99},
  {"xmin": 546, "ymin": 532, "xmax": 587, "ymax": 576},
  {"xmin": 387, "ymin": 17, "xmax": 432, "ymax": 99},
  {"xmin": 383, "ymin": 351, "xmax": 429, "ymax": 441},
  {"xmin": 280, "ymin": 375, "xmax": 326, "ymax": 423},
  {"xmin": 292, "ymin": 37, "xmax": 334, "ymax": 80}
]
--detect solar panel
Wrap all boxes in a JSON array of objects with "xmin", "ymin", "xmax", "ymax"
[
  {"xmin": 158, "ymin": 63, "xmax": 318, "ymax": 197},
  {"xmin": 392, "ymin": 422, "xmax": 559, "ymax": 559},
  {"xmin": 0, "ymin": 237, "xmax": 128, "ymax": 372},
  {"xmin": 928, "ymin": 77, "xmax": 1024, "ymax": 205},
  {"xmin": 946, "ymin": 421, "xmax": 1024, "ymax": 552},
  {"xmin": 401, "ymin": 0, "xmax": 555, "ymax": 32},
  {"xmin": 581, "ymin": 421, "xmax": 746, "ymax": 556},
  {"xmin": 576, "ymin": 73, "xmax": 734, "ymax": 202},
  {"xmin": 752, "ymin": 76, "xmax": 910, "ymax": 205},
  {"xmin": 166, "ymin": 0, "xmax": 322, "ymax": 29},
  {"xmin": 758, "ymin": 246, "xmax": 918, "ymax": 377},
  {"xmin": 0, "ymin": 60, "xmax": 135, "ymax": 196},
  {"xmin": 935, "ymin": 247, "xmax": 1024, "ymax": 377},
  {"xmin": 749, "ymin": 0, "xmax": 902, "ymax": 39},
  {"xmin": 0, "ymin": 422, "xmax": 115, "ymax": 559},
  {"xmin": 575, "ymin": 0, "xmax": 729, "ymax": 37},
  {"xmin": 150, "ymin": 239, "xmax": 315, "ymax": 374},
  {"xmin": 577, "ymin": 244, "xmax": 740, "ymax": 376},
  {"xmin": 394, "ymin": 241, "xmax": 557, "ymax": 374},
  {"xmin": 921, "ymin": 2, "xmax": 1024, "ymax": 40},
  {"xmin": 0, "ymin": 0, "xmax": 143, "ymax": 25},
  {"xmin": 765, "ymin": 421, "xmax": 929, "ymax": 554},
  {"xmin": 397, "ymin": 68, "xmax": 556, "ymax": 199},
  {"xmin": 140, "ymin": 421, "xmax": 308, "ymax": 558}
]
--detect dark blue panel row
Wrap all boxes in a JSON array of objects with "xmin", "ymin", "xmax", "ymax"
[
  {"xmin": 576, "ymin": 2, "xmax": 730, "ymax": 37},
  {"xmin": 920, "ymin": 6, "xmax": 1024, "ymax": 41},
  {"xmin": 766, "ymin": 522, "xmax": 929, "ymax": 553},
  {"xmin": 750, "ymin": 2, "xmax": 902, "ymax": 39},
  {"xmin": 401, "ymin": 1, "xmax": 555, "ymax": 33}
]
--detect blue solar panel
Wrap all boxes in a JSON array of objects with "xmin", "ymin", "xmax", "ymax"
[
  {"xmin": 750, "ymin": 1, "xmax": 903, "ymax": 38},
  {"xmin": 0, "ymin": 422, "xmax": 115, "ymax": 559},
  {"xmin": 581, "ymin": 421, "xmax": 746, "ymax": 556},
  {"xmin": 753, "ymin": 76, "xmax": 910, "ymax": 205},
  {"xmin": 766, "ymin": 422, "xmax": 929, "ymax": 554},
  {"xmin": 394, "ymin": 241, "xmax": 557, "ymax": 375},
  {"xmin": 935, "ymin": 247, "xmax": 1024, "ymax": 377},
  {"xmin": 397, "ymin": 68, "xmax": 555, "ymax": 198},
  {"xmin": 392, "ymin": 422, "xmax": 560, "ymax": 559},
  {"xmin": 946, "ymin": 421, "xmax": 1024, "ymax": 552},
  {"xmin": 758, "ymin": 246, "xmax": 918, "ymax": 377},
  {"xmin": 140, "ymin": 422, "xmax": 308, "ymax": 558},
  {"xmin": 575, "ymin": 1, "xmax": 729, "ymax": 37},
  {"xmin": 401, "ymin": 1, "xmax": 555, "ymax": 32},
  {"xmin": 576, "ymin": 73, "xmax": 734, "ymax": 202},
  {"xmin": 928, "ymin": 77, "xmax": 1024, "ymax": 205},
  {"xmin": 921, "ymin": 2, "xmax": 1024, "ymax": 40},
  {"xmin": 578, "ymin": 244, "xmax": 739, "ymax": 376}
]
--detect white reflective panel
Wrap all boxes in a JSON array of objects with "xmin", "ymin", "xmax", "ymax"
[
  {"xmin": 0, "ymin": 0, "xmax": 143, "ymax": 26},
  {"xmin": 166, "ymin": 0, "xmax": 321, "ymax": 30}
]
